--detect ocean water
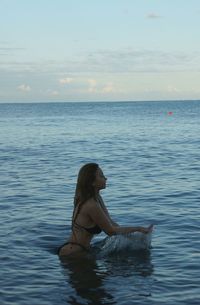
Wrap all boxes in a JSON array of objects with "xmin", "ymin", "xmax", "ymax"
[{"xmin": 0, "ymin": 100, "xmax": 200, "ymax": 305}]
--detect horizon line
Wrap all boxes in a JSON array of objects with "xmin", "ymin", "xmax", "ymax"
[{"xmin": 0, "ymin": 99, "xmax": 200, "ymax": 105}]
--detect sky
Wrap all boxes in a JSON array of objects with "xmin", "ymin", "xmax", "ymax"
[{"xmin": 0, "ymin": 0, "xmax": 200, "ymax": 103}]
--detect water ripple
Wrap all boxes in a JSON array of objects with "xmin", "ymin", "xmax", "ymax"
[{"xmin": 1, "ymin": 101, "xmax": 200, "ymax": 305}]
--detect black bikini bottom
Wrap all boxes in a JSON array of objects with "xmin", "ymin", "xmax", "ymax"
[{"xmin": 57, "ymin": 242, "xmax": 89, "ymax": 255}]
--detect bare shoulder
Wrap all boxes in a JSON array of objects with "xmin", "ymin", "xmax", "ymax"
[
  {"xmin": 83, "ymin": 198, "xmax": 103, "ymax": 216},
  {"xmin": 85, "ymin": 198, "xmax": 99, "ymax": 210}
]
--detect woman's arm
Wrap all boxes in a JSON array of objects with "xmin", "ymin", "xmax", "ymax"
[
  {"xmin": 98, "ymin": 195, "xmax": 119, "ymax": 227},
  {"xmin": 89, "ymin": 199, "xmax": 153, "ymax": 236}
]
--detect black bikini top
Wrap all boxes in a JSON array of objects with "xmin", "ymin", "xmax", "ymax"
[
  {"xmin": 73, "ymin": 196, "xmax": 103, "ymax": 235},
  {"xmin": 74, "ymin": 222, "xmax": 102, "ymax": 235}
]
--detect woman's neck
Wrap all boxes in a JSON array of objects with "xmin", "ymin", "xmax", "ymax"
[{"xmin": 94, "ymin": 189, "xmax": 100, "ymax": 197}]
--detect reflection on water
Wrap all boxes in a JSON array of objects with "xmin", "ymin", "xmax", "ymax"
[
  {"xmin": 60, "ymin": 255, "xmax": 115, "ymax": 305},
  {"xmin": 103, "ymin": 250, "xmax": 154, "ymax": 278},
  {"xmin": 59, "ymin": 246, "xmax": 154, "ymax": 304}
]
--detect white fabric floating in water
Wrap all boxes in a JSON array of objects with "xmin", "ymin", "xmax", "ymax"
[{"xmin": 101, "ymin": 232, "xmax": 152, "ymax": 255}]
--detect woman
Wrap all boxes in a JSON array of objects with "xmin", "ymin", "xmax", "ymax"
[{"xmin": 58, "ymin": 163, "xmax": 153, "ymax": 257}]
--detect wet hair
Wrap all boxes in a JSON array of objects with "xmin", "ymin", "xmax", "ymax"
[{"xmin": 72, "ymin": 163, "xmax": 99, "ymax": 228}]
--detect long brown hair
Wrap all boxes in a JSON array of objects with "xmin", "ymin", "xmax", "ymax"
[{"xmin": 72, "ymin": 163, "xmax": 99, "ymax": 226}]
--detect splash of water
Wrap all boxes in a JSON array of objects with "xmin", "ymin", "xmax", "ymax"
[{"xmin": 99, "ymin": 232, "xmax": 152, "ymax": 256}]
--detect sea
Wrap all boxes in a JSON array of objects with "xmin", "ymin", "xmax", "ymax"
[{"xmin": 0, "ymin": 100, "xmax": 200, "ymax": 305}]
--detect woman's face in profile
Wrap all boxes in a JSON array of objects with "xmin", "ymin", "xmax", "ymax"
[{"xmin": 94, "ymin": 167, "xmax": 107, "ymax": 190}]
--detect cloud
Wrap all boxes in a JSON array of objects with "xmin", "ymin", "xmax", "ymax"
[
  {"xmin": 86, "ymin": 80, "xmax": 117, "ymax": 94},
  {"xmin": 146, "ymin": 13, "xmax": 162, "ymax": 19},
  {"xmin": 45, "ymin": 89, "xmax": 60, "ymax": 97},
  {"xmin": 1, "ymin": 48, "xmax": 200, "ymax": 76},
  {"xmin": 51, "ymin": 90, "xmax": 59, "ymax": 96},
  {"xmin": 88, "ymin": 78, "xmax": 97, "ymax": 92},
  {"xmin": 17, "ymin": 84, "xmax": 31, "ymax": 92},
  {"xmin": 167, "ymin": 85, "xmax": 180, "ymax": 93},
  {"xmin": 88, "ymin": 78, "xmax": 97, "ymax": 87},
  {"xmin": 102, "ymin": 82, "xmax": 115, "ymax": 93},
  {"xmin": 83, "ymin": 49, "xmax": 200, "ymax": 73},
  {"xmin": 0, "ymin": 47, "xmax": 25, "ymax": 51},
  {"xmin": 59, "ymin": 77, "xmax": 73, "ymax": 84},
  {"xmin": 0, "ymin": 43, "xmax": 25, "ymax": 56}
]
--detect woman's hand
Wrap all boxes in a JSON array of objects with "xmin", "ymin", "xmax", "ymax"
[{"xmin": 138, "ymin": 224, "xmax": 154, "ymax": 234}]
